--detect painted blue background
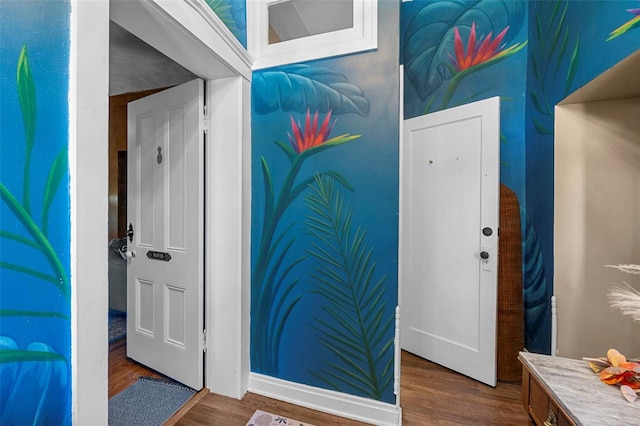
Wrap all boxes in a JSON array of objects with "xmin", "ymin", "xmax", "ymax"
[
  {"xmin": 0, "ymin": 1, "xmax": 71, "ymax": 424},
  {"xmin": 251, "ymin": 1, "xmax": 399, "ymax": 403},
  {"xmin": 206, "ymin": 0, "xmax": 247, "ymax": 48}
]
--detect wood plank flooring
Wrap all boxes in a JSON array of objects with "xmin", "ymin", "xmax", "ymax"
[
  {"xmin": 110, "ymin": 339, "xmax": 530, "ymax": 425},
  {"xmin": 108, "ymin": 338, "xmax": 165, "ymax": 398}
]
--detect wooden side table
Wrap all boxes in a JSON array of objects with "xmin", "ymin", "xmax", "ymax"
[{"xmin": 520, "ymin": 352, "xmax": 640, "ymax": 426}]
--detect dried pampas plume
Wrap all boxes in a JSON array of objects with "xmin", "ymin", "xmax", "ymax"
[
  {"xmin": 605, "ymin": 264, "xmax": 640, "ymax": 275},
  {"xmin": 607, "ymin": 284, "xmax": 640, "ymax": 323},
  {"xmin": 606, "ymin": 264, "xmax": 640, "ymax": 323}
]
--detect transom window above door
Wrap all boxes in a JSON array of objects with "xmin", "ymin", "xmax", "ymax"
[{"xmin": 248, "ymin": 0, "xmax": 378, "ymax": 69}]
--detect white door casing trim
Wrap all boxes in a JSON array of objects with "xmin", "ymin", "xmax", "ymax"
[
  {"xmin": 206, "ymin": 76, "xmax": 251, "ymax": 398},
  {"xmin": 73, "ymin": 1, "xmax": 251, "ymax": 422},
  {"xmin": 110, "ymin": 0, "xmax": 252, "ymax": 399},
  {"xmin": 111, "ymin": 0, "xmax": 252, "ymax": 81},
  {"xmin": 70, "ymin": 1, "xmax": 110, "ymax": 423}
]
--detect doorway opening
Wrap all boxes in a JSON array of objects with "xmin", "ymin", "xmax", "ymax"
[
  {"xmin": 101, "ymin": 0, "xmax": 252, "ymax": 412},
  {"xmin": 107, "ymin": 21, "xmax": 199, "ymax": 397}
]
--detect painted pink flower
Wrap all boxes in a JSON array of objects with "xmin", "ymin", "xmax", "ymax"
[
  {"xmin": 288, "ymin": 110, "xmax": 334, "ymax": 154},
  {"xmin": 450, "ymin": 23, "xmax": 511, "ymax": 72},
  {"xmin": 628, "ymin": 7, "xmax": 640, "ymax": 16}
]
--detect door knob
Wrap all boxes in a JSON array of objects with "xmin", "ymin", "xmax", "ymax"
[
  {"xmin": 480, "ymin": 251, "xmax": 489, "ymax": 259},
  {"xmin": 482, "ymin": 227, "xmax": 493, "ymax": 236}
]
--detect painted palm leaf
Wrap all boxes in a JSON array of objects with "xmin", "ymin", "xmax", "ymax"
[
  {"xmin": 403, "ymin": 0, "xmax": 525, "ymax": 101},
  {"xmin": 521, "ymin": 208, "xmax": 548, "ymax": 348},
  {"xmin": 529, "ymin": 0, "xmax": 580, "ymax": 135},
  {"xmin": 305, "ymin": 175, "xmax": 394, "ymax": 401},
  {"xmin": 253, "ymin": 65, "xmax": 369, "ymax": 116},
  {"xmin": 251, "ymin": 118, "xmax": 361, "ymax": 375},
  {"xmin": 204, "ymin": 0, "xmax": 238, "ymax": 32}
]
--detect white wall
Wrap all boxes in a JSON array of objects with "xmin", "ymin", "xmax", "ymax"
[{"xmin": 555, "ymin": 98, "xmax": 640, "ymax": 359}]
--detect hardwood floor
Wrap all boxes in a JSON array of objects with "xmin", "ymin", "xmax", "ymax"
[
  {"xmin": 110, "ymin": 340, "xmax": 530, "ymax": 425},
  {"xmin": 399, "ymin": 351, "xmax": 529, "ymax": 425},
  {"xmin": 108, "ymin": 338, "xmax": 165, "ymax": 398}
]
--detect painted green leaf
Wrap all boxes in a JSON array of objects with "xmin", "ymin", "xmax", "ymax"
[
  {"xmin": 403, "ymin": 0, "xmax": 525, "ymax": 101},
  {"xmin": 0, "ymin": 349, "xmax": 66, "ymax": 364},
  {"xmin": 42, "ymin": 147, "xmax": 68, "ymax": 235},
  {"xmin": 0, "ymin": 261, "xmax": 59, "ymax": 285},
  {"xmin": 532, "ymin": 116, "xmax": 552, "ymax": 135},
  {"xmin": 0, "ymin": 310, "xmax": 69, "ymax": 320},
  {"xmin": 17, "ymin": 44, "xmax": 37, "ymax": 214},
  {"xmin": 529, "ymin": 90, "xmax": 549, "ymax": 116},
  {"xmin": 306, "ymin": 175, "xmax": 394, "ymax": 401},
  {"xmin": 275, "ymin": 140, "xmax": 298, "ymax": 165},
  {"xmin": 260, "ymin": 156, "xmax": 275, "ymax": 228},
  {"xmin": 0, "ymin": 230, "xmax": 40, "ymax": 251},
  {"xmin": 553, "ymin": 27, "xmax": 570, "ymax": 79},
  {"xmin": 0, "ymin": 183, "xmax": 70, "ymax": 299},
  {"xmin": 565, "ymin": 36, "xmax": 580, "ymax": 97},
  {"xmin": 17, "ymin": 45, "xmax": 36, "ymax": 153},
  {"xmin": 253, "ymin": 65, "xmax": 370, "ymax": 116}
]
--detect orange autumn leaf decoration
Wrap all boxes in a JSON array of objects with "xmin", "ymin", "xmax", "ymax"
[{"xmin": 584, "ymin": 348, "xmax": 640, "ymax": 396}]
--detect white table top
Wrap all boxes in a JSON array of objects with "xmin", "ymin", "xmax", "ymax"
[{"xmin": 519, "ymin": 352, "xmax": 640, "ymax": 426}]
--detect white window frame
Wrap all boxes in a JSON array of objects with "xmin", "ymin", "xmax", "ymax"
[{"xmin": 248, "ymin": 0, "xmax": 378, "ymax": 70}]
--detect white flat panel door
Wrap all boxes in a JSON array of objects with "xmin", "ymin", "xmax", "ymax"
[
  {"xmin": 400, "ymin": 97, "xmax": 500, "ymax": 386},
  {"xmin": 127, "ymin": 79, "xmax": 204, "ymax": 390}
]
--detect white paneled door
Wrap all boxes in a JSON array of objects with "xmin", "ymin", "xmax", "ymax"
[
  {"xmin": 127, "ymin": 79, "xmax": 204, "ymax": 390},
  {"xmin": 401, "ymin": 97, "xmax": 500, "ymax": 386}
]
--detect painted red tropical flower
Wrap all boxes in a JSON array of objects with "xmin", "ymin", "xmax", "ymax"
[
  {"xmin": 289, "ymin": 110, "xmax": 334, "ymax": 154},
  {"xmin": 450, "ymin": 22, "xmax": 512, "ymax": 72}
]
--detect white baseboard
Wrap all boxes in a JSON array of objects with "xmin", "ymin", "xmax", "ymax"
[{"xmin": 248, "ymin": 373, "xmax": 402, "ymax": 426}]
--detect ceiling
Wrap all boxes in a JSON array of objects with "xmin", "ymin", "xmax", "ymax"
[
  {"xmin": 109, "ymin": 21, "xmax": 197, "ymax": 95},
  {"xmin": 268, "ymin": 0, "xmax": 353, "ymax": 44}
]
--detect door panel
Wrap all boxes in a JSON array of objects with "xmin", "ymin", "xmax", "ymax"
[
  {"xmin": 127, "ymin": 79, "xmax": 204, "ymax": 390},
  {"xmin": 401, "ymin": 97, "xmax": 500, "ymax": 386}
]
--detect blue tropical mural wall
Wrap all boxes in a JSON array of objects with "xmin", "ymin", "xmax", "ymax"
[
  {"xmin": 402, "ymin": 0, "xmax": 528, "ymax": 202},
  {"xmin": 205, "ymin": 0, "xmax": 247, "ymax": 48},
  {"xmin": 402, "ymin": 0, "xmax": 640, "ymax": 354},
  {"xmin": 251, "ymin": 0, "xmax": 399, "ymax": 404},
  {"xmin": 0, "ymin": 1, "xmax": 71, "ymax": 424}
]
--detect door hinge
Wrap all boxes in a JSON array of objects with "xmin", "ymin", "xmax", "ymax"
[
  {"xmin": 202, "ymin": 329, "xmax": 207, "ymax": 352},
  {"xmin": 203, "ymin": 104, "xmax": 209, "ymax": 133}
]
